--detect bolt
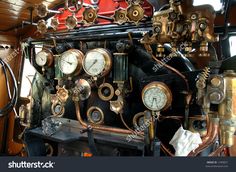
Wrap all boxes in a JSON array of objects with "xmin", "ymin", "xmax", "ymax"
[
  {"xmin": 209, "ymin": 92, "xmax": 222, "ymax": 103},
  {"xmin": 211, "ymin": 77, "xmax": 221, "ymax": 87},
  {"xmin": 191, "ymin": 13, "xmax": 197, "ymax": 20},
  {"xmin": 199, "ymin": 22, "xmax": 207, "ymax": 30},
  {"xmin": 154, "ymin": 26, "xmax": 161, "ymax": 33}
]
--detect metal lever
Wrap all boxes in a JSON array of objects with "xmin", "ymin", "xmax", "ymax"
[
  {"xmin": 81, "ymin": 125, "xmax": 99, "ymax": 156},
  {"xmin": 36, "ymin": 4, "xmax": 62, "ymax": 18}
]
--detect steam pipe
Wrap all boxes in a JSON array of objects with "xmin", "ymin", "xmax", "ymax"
[
  {"xmin": 74, "ymin": 101, "xmax": 144, "ymax": 136},
  {"xmin": 208, "ymin": 145, "xmax": 227, "ymax": 156},
  {"xmin": 188, "ymin": 117, "xmax": 219, "ymax": 156}
]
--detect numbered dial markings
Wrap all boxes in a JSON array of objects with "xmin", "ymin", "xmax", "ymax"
[
  {"xmin": 35, "ymin": 50, "xmax": 53, "ymax": 67},
  {"xmin": 142, "ymin": 82, "xmax": 172, "ymax": 111},
  {"xmin": 58, "ymin": 49, "xmax": 84, "ymax": 75},
  {"xmin": 83, "ymin": 48, "xmax": 112, "ymax": 77}
]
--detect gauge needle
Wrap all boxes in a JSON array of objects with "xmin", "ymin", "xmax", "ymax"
[
  {"xmin": 152, "ymin": 97, "xmax": 156, "ymax": 108},
  {"xmin": 87, "ymin": 59, "xmax": 98, "ymax": 71},
  {"xmin": 61, "ymin": 59, "xmax": 73, "ymax": 65}
]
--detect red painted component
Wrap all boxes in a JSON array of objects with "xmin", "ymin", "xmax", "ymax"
[{"xmin": 53, "ymin": 0, "xmax": 153, "ymax": 30}]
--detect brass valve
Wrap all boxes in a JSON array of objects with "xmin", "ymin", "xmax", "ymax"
[
  {"xmin": 37, "ymin": 19, "xmax": 47, "ymax": 34},
  {"xmin": 113, "ymin": 8, "xmax": 128, "ymax": 25},
  {"xmin": 83, "ymin": 6, "xmax": 98, "ymax": 24},
  {"xmin": 65, "ymin": 15, "xmax": 78, "ymax": 30},
  {"xmin": 126, "ymin": 3, "xmax": 144, "ymax": 24}
]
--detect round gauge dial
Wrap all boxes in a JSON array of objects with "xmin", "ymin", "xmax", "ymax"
[
  {"xmin": 35, "ymin": 50, "xmax": 53, "ymax": 67},
  {"xmin": 87, "ymin": 106, "xmax": 104, "ymax": 124},
  {"xmin": 83, "ymin": 48, "xmax": 112, "ymax": 77},
  {"xmin": 142, "ymin": 82, "xmax": 172, "ymax": 111},
  {"xmin": 58, "ymin": 49, "xmax": 84, "ymax": 75}
]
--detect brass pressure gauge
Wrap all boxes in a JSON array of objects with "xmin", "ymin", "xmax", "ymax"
[
  {"xmin": 141, "ymin": 82, "xmax": 172, "ymax": 111},
  {"xmin": 58, "ymin": 49, "xmax": 84, "ymax": 75},
  {"xmin": 83, "ymin": 48, "xmax": 112, "ymax": 77},
  {"xmin": 87, "ymin": 106, "xmax": 104, "ymax": 124},
  {"xmin": 35, "ymin": 49, "xmax": 53, "ymax": 67}
]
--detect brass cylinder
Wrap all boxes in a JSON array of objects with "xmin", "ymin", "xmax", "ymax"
[{"xmin": 218, "ymin": 70, "xmax": 236, "ymax": 147}]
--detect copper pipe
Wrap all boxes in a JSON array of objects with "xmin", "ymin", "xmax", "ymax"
[
  {"xmin": 208, "ymin": 145, "xmax": 227, "ymax": 157},
  {"xmin": 74, "ymin": 101, "xmax": 144, "ymax": 136},
  {"xmin": 188, "ymin": 119, "xmax": 219, "ymax": 156},
  {"xmin": 119, "ymin": 113, "xmax": 144, "ymax": 136},
  {"xmin": 151, "ymin": 54, "xmax": 190, "ymax": 91},
  {"xmin": 161, "ymin": 143, "xmax": 174, "ymax": 157}
]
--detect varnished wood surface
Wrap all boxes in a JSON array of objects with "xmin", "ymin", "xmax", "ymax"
[{"xmin": 0, "ymin": 0, "xmax": 63, "ymax": 33}]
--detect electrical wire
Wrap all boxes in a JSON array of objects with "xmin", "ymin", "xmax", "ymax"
[
  {"xmin": 2, "ymin": 62, "xmax": 18, "ymax": 116},
  {"xmin": 0, "ymin": 58, "xmax": 18, "ymax": 116}
]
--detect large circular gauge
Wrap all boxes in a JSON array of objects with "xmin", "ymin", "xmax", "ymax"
[
  {"xmin": 58, "ymin": 49, "xmax": 84, "ymax": 75},
  {"xmin": 35, "ymin": 49, "xmax": 53, "ymax": 67},
  {"xmin": 141, "ymin": 82, "xmax": 172, "ymax": 111},
  {"xmin": 83, "ymin": 48, "xmax": 112, "ymax": 77}
]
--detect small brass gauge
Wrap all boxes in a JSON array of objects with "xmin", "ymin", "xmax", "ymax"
[
  {"xmin": 58, "ymin": 49, "xmax": 84, "ymax": 75},
  {"xmin": 83, "ymin": 48, "xmax": 112, "ymax": 77},
  {"xmin": 51, "ymin": 102, "xmax": 65, "ymax": 117},
  {"xmin": 35, "ymin": 49, "xmax": 53, "ymax": 67},
  {"xmin": 98, "ymin": 83, "xmax": 115, "ymax": 101},
  {"xmin": 87, "ymin": 106, "xmax": 104, "ymax": 124},
  {"xmin": 141, "ymin": 82, "xmax": 172, "ymax": 111}
]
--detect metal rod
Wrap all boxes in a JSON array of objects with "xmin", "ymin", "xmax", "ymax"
[
  {"xmin": 48, "ymin": 9, "xmax": 62, "ymax": 14},
  {"xmin": 97, "ymin": 15, "xmax": 114, "ymax": 21}
]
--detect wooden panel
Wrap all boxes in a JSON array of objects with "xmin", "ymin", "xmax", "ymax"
[
  {"xmin": 0, "ymin": 34, "xmax": 17, "ymax": 45},
  {"xmin": 0, "ymin": 0, "xmax": 61, "ymax": 33}
]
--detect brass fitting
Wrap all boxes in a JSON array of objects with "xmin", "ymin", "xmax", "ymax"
[
  {"xmin": 37, "ymin": 19, "xmax": 47, "ymax": 34},
  {"xmin": 218, "ymin": 70, "xmax": 236, "ymax": 147},
  {"xmin": 82, "ymin": 6, "xmax": 98, "ymax": 24}
]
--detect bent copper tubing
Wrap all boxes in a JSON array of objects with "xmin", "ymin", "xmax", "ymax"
[
  {"xmin": 161, "ymin": 143, "xmax": 175, "ymax": 157},
  {"xmin": 208, "ymin": 145, "xmax": 227, "ymax": 157},
  {"xmin": 188, "ymin": 120, "xmax": 219, "ymax": 156},
  {"xmin": 75, "ymin": 101, "xmax": 144, "ymax": 135},
  {"xmin": 151, "ymin": 54, "xmax": 190, "ymax": 92}
]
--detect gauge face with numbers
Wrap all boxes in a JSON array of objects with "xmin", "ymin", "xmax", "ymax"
[
  {"xmin": 58, "ymin": 49, "xmax": 84, "ymax": 75},
  {"xmin": 35, "ymin": 50, "xmax": 53, "ymax": 67},
  {"xmin": 142, "ymin": 82, "xmax": 172, "ymax": 111},
  {"xmin": 83, "ymin": 48, "xmax": 112, "ymax": 77}
]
